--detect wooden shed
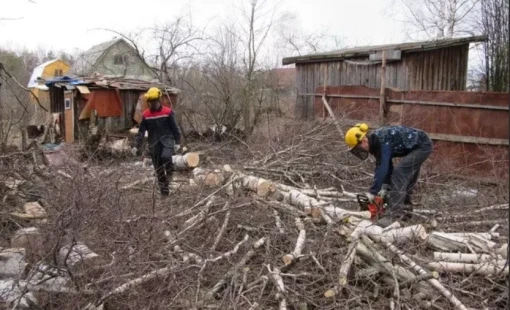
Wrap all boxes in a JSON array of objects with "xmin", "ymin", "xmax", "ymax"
[
  {"xmin": 46, "ymin": 76, "xmax": 179, "ymax": 143},
  {"xmin": 282, "ymin": 36, "xmax": 487, "ymax": 119}
]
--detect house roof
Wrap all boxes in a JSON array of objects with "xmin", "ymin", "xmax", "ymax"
[
  {"xmin": 282, "ymin": 35, "xmax": 487, "ymax": 65},
  {"xmin": 72, "ymin": 38, "xmax": 124, "ymax": 75},
  {"xmin": 46, "ymin": 75, "xmax": 180, "ymax": 94},
  {"xmin": 27, "ymin": 59, "xmax": 60, "ymax": 88}
]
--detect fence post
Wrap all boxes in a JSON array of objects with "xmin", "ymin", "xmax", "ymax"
[{"xmin": 379, "ymin": 50, "xmax": 387, "ymax": 126}]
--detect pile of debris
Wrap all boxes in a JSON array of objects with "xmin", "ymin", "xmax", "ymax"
[{"xmin": 0, "ymin": 122, "xmax": 507, "ymax": 310}]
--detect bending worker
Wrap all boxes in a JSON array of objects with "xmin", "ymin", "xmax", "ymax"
[
  {"xmin": 345, "ymin": 123, "xmax": 432, "ymax": 227},
  {"xmin": 132, "ymin": 87, "xmax": 181, "ymax": 196}
]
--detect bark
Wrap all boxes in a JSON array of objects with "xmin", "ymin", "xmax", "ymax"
[
  {"xmin": 365, "ymin": 224, "xmax": 428, "ymax": 244},
  {"xmin": 282, "ymin": 218, "xmax": 306, "ymax": 265},
  {"xmin": 427, "ymin": 231, "xmax": 497, "ymax": 253},
  {"xmin": 382, "ymin": 241, "xmax": 468, "ymax": 310},
  {"xmin": 432, "ymin": 252, "xmax": 506, "ymax": 264},
  {"xmin": 172, "ymin": 152, "xmax": 200, "ymax": 169},
  {"xmin": 428, "ymin": 261, "xmax": 509, "ymax": 276},
  {"xmin": 59, "ymin": 242, "xmax": 100, "ymax": 270}
]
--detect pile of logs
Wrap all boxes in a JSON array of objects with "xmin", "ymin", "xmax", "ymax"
[{"xmin": 1, "ymin": 149, "xmax": 508, "ymax": 310}]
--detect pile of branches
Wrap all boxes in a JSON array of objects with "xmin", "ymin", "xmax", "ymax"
[{"xmin": 0, "ymin": 121, "xmax": 508, "ymax": 310}]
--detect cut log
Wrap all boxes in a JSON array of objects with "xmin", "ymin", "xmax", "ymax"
[
  {"xmin": 11, "ymin": 201, "xmax": 47, "ymax": 220},
  {"xmin": 348, "ymin": 220, "xmax": 372, "ymax": 242},
  {"xmin": 284, "ymin": 190, "xmax": 370, "ymax": 221},
  {"xmin": 0, "ymin": 248, "xmax": 26, "ymax": 278},
  {"xmin": 59, "ymin": 242, "xmax": 100, "ymax": 270},
  {"xmin": 427, "ymin": 231, "xmax": 497, "ymax": 253},
  {"xmin": 382, "ymin": 241, "xmax": 468, "ymax": 310},
  {"xmin": 282, "ymin": 218, "xmax": 306, "ymax": 265},
  {"xmin": 448, "ymin": 232, "xmax": 499, "ymax": 240},
  {"xmin": 497, "ymin": 244, "xmax": 508, "ymax": 259},
  {"xmin": 428, "ymin": 261, "xmax": 509, "ymax": 276},
  {"xmin": 172, "ymin": 152, "xmax": 200, "ymax": 169},
  {"xmin": 239, "ymin": 174, "xmax": 275, "ymax": 197},
  {"xmin": 11, "ymin": 227, "xmax": 44, "ymax": 263},
  {"xmin": 433, "ymin": 252, "xmax": 506, "ymax": 264},
  {"xmin": 365, "ymin": 224, "xmax": 428, "ymax": 244},
  {"xmin": 324, "ymin": 238, "xmax": 359, "ymax": 298}
]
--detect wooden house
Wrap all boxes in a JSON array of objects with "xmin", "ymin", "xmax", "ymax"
[{"xmin": 72, "ymin": 38, "xmax": 157, "ymax": 82}]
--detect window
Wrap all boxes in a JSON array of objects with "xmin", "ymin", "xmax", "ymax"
[
  {"xmin": 114, "ymin": 54, "xmax": 128, "ymax": 65},
  {"xmin": 65, "ymin": 98, "xmax": 71, "ymax": 110},
  {"xmin": 54, "ymin": 69, "xmax": 63, "ymax": 77}
]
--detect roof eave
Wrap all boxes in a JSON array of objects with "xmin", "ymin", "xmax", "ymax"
[{"xmin": 282, "ymin": 35, "xmax": 488, "ymax": 65}]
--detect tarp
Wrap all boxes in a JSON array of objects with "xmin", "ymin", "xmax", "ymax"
[
  {"xmin": 79, "ymin": 89, "xmax": 123, "ymax": 120},
  {"xmin": 45, "ymin": 76, "xmax": 85, "ymax": 87}
]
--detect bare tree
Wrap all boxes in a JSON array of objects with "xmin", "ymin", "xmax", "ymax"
[
  {"xmin": 103, "ymin": 13, "xmax": 205, "ymax": 85},
  {"xmin": 477, "ymin": 0, "xmax": 509, "ymax": 91},
  {"xmin": 276, "ymin": 15, "xmax": 345, "ymax": 56},
  {"xmin": 389, "ymin": 0, "xmax": 480, "ymax": 39},
  {"xmin": 236, "ymin": 0, "xmax": 289, "ymax": 136}
]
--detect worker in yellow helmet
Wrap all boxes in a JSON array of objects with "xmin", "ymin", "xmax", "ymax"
[
  {"xmin": 132, "ymin": 87, "xmax": 181, "ymax": 197},
  {"xmin": 345, "ymin": 123, "xmax": 433, "ymax": 227}
]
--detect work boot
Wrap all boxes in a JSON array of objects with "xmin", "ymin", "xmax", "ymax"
[{"xmin": 160, "ymin": 187, "xmax": 169, "ymax": 197}]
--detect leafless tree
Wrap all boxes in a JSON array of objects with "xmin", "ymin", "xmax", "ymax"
[
  {"xmin": 388, "ymin": 0, "xmax": 480, "ymax": 39},
  {"xmin": 103, "ymin": 13, "xmax": 205, "ymax": 85},
  {"xmin": 276, "ymin": 15, "xmax": 345, "ymax": 56},
  {"xmin": 476, "ymin": 0, "xmax": 509, "ymax": 91}
]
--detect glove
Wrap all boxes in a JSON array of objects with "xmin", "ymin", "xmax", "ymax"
[
  {"xmin": 365, "ymin": 192, "xmax": 375, "ymax": 203},
  {"xmin": 174, "ymin": 144, "xmax": 181, "ymax": 153},
  {"xmin": 131, "ymin": 147, "xmax": 138, "ymax": 156}
]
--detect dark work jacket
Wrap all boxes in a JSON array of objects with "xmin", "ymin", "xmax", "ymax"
[
  {"xmin": 367, "ymin": 126, "xmax": 427, "ymax": 195},
  {"xmin": 135, "ymin": 106, "xmax": 181, "ymax": 152}
]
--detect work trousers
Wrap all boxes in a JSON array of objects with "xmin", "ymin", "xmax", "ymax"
[
  {"xmin": 387, "ymin": 136, "xmax": 433, "ymax": 217},
  {"xmin": 151, "ymin": 143, "xmax": 175, "ymax": 196}
]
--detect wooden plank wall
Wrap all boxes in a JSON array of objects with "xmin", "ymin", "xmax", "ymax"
[
  {"xmin": 313, "ymin": 85, "xmax": 509, "ymax": 179},
  {"xmin": 295, "ymin": 44, "xmax": 470, "ymax": 119}
]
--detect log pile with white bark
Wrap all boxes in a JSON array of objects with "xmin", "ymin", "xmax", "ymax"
[{"xmin": 1, "ymin": 124, "xmax": 507, "ymax": 310}]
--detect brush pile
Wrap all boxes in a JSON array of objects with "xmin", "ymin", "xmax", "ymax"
[{"xmin": 0, "ymin": 122, "xmax": 508, "ymax": 310}]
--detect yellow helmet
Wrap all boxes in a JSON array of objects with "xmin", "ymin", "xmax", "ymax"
[
  {"xmin": 345, "ymin": 123, "xmax": 369, "ymax": 150},
  {"xmin": 144, "ymin": 87, "xmax": 162, "ymax": 101}
]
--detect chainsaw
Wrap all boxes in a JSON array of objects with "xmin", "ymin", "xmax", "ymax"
[{"xmin": 357, "ymin": 186, "xmax": 390, "ymax": 222}]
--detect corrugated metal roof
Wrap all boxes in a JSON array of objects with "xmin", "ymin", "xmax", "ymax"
[
  {"xmin": 27, "ymin": 59, "xmax": 59, "ymax": 87},
  {"xmin": 282, "ymin": 35, "xmax": 487, "ymax": 65}
]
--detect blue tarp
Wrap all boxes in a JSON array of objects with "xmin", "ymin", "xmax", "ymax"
[{"xmin": 45, "ymin": 76, "xmax": 86, "ymax": 87}]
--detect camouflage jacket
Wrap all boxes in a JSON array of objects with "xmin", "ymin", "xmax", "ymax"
[{"xmin": 367, "ymin": 126, "xmax": 428, "ymax": 195}]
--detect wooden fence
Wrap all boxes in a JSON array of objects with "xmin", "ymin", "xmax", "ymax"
[{"xmin": 312, "ymin": 85, "xmax": 509, "ymax": 179}]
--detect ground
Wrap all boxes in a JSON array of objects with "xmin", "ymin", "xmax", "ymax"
[{"xmin": 0, "ymin": 119, "xmax": 508, "ymax": 310}]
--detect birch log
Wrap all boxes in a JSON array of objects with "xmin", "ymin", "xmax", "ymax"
[
  {"xmin": 59, "ymin": 242, "xmax": 99, "ymax": 270},
  {"xmin": 428, "ymin": 261, "xmax": 509, "ymax": 276},
  {"xmin": 282, "ymin": 218, "xmax": 306, "ymax": 265},
  {"xmin": 382, "ymin": 241, "xmax": 468, "ymax": 310},
  {"xmin": 433, "ymin": 252, "xmax": 506, "ymax": 264},
  {"xmin": 324, "ymin": 238, "xmax": 358, "ymax": 298},
  {"xmin": 172, "ymin": 152, "xmax": 200, "ymax": 169},
  {"xmin": 284, "ymin": 190, "xmax": 370, "ymax": 220},
  {"xmin": 427, "ymin": 231, "xmax": 497, "ymax": 253},
  {"xmin": 365, "ymin": 224, "xmax": 428, "ymax": 243}
]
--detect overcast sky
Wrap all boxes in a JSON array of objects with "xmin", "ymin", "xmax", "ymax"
[{"xmin": 0, "ymin": 0, "xmax": 405, "ymax": 53}]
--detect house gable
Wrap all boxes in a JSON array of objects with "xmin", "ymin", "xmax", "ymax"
[{"xmin": 73, "ymin": 38, "xmax": 157, "ymax": 82}]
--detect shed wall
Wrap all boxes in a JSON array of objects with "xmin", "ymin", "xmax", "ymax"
[{"xmin": 296, "ymin": 44, "xmax": 469, "ymax": 119}]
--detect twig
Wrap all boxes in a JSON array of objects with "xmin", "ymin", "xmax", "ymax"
[{"xmin": 210, "ymin": 208, "xmax": 231, "ymax": 252}]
